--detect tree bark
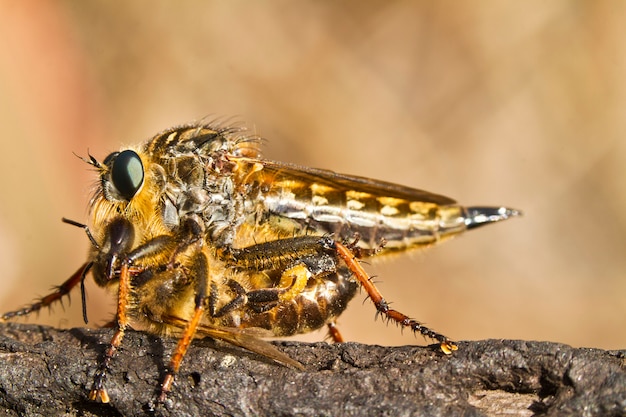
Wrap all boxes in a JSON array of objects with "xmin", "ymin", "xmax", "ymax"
[{"xmin": 0, "ymin": 323, "xmax": 624, "ymax": 417}]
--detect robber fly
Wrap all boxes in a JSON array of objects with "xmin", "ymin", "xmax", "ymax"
[{"xmin": 2, "ymin": 122, "xmax": 520, "ymax": 403}]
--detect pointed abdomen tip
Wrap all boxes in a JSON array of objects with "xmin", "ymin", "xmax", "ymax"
[{"xmin": 464, "ymin": 206, "xmax": 522, "ymax": 229}]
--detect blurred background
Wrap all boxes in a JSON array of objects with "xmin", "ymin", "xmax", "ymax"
[{"xmin": 0, "ymin": 2, "xmax": 624, "ymax": 350}]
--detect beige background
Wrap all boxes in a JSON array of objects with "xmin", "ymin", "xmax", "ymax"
[{"xmin": 0, "ymin": 2, "xmax": 624, "ymax": 350}]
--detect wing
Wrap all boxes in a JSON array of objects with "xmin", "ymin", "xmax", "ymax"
[
  {"xmin": 231, "ymin": 157, "xmax": 467, "ymax": 253},
  {"xmin": 164, "ymin": 315, "xmax": 303, "ymax": 370},
  {"xmin": 249, "ymin": 159, "xmax": 457, "ymax": 205}
]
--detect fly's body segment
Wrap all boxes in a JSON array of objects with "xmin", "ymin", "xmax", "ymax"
[{"xmin": 2, "ymin": 122, "xmax": 520, "ymax": 403}]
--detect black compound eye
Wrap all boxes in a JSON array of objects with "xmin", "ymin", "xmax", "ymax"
[{"xmin": 110, "ymin": 150, "xmax": 144, "ymax": 200}]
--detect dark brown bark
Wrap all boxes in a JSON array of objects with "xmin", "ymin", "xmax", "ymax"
[{"xmin": 0, "ymin": 322, "xmax": 624, "ymax": 417}]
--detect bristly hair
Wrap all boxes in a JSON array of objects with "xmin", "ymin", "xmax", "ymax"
[
  {"xmin": 196, "ymin": 117, "xmax": 265, "ymax": 159},
  {"xmin": 73, "ymin": 150, "xmax": 102, "ymax": 169}
]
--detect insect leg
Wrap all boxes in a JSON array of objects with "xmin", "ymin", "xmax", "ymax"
[
  {"xmin": 159, "ymin": 250, "xmax": 209, "ymax": 403},
  {"xmin": 89, "ymin": 262, "xmax": 132, "ymax": 403},
  {"xmin": 209, "ymin": 279, "xmax": 248, "ymax": 317},
  {"xmin": 245, "ymin": 262, "xmax": 315, "ymax": 315},
  {"xmin": 225, "ymin": 236, "xmax": 357, "ymax": 335},
  {"xmin": 167, "ymin": 216, "xmax": 205, "ymax": 268},
  {"xmin": 1, "ymin": 263, "xmax": 91, "ymax": 322},
  {"xmin": 90, "ymin": 233, "xmax": 176, "ymax": 403},
  {"xmin": 326, "ymin": 321, "xmax": 344, "ymax": 343},
  {"xmin": 208, "ymin": 263, "xmax": 313, "ymax": 322},
  {"xmin": 224, "ymin": 235, "xmax": 336, "ymax": 311},
  {"xmin": 332, "ymin": 240, "xmax": 457, "ymax": 355},
  {"xmin": 224, "ymin": 235, "xmax": 327, "ymax": 271}
]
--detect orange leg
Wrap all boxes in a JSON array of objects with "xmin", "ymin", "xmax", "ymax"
[
  {"xmin": 327, "ymin": 321, "xmax": 345, "ymax": 343},
  {"xmin": 159, "ymin": 305, "xmax": 204, "ymax": 402},
  {"xmin": 2, "ymin": 263, "xmax": 91, "ymax": 322},
  {"xmin": 158, "ymin": 251, "xmax": 209, "ymax": 403},
  {"xmin": 333, "ymin": 241, "xmax": 457, "ymax": 355},
  {"xmin": 89, "ymin": 262, "xmax": 132, "ymax": 403}
]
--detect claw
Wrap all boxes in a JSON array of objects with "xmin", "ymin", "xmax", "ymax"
[
  {"xmin": 440, "ymin": 341, "xmax": 458, "ymax": 355},
  {"xmin": 89, "ymin": 388, "xmax": 110, "ymax": 403}
]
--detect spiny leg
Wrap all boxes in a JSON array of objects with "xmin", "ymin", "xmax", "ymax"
[
  {"xmin": 208, "ymin": 260, "xmax": 316, "ymax": 321},
  {"xmin": 326, "ymin": 321, "xmax": 344, "ymax": 343},
  {"xmin": 224, "ymin": 235, "xmax": 329, "ymax": 272},
  {"xmin": 209, "ymin": 279, "xmax": 247, "ymax": 318},
  {"xmin": 89, "ymin": 262, "xmax": 132, "ymax": 403},
  {"xmin": 2, "ymin": 263, "xmax": 91, "ymax": 322},
  {"xmin": 89, "ymin": 265, "xmax": 170, "ymax": 401},
  {"xmin": 159, "ymin": 251, "xmax": 209, "ymax": 403},
  {"xmin": 333, "ymin": 240, "xmax": 457, "ymax": 355},
  {"xmin": 220, "ymin": 235, "xmax": 336, "ymax": 316},
  {"xmin": 90, "ymin": 218, "xmax": 204, "ymax": 403}
]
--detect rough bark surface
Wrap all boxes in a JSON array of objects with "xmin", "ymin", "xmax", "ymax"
[{"xmin": 0, "ymin": 323, "xmax": 624, "ymax": 417}]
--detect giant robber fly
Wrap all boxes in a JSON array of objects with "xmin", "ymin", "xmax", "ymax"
[{"xmin": 2, "ymin": 122, "xmax": 520, "ymax": 403}]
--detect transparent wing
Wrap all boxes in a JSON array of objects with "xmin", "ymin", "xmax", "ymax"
[{"xmin": 163, "ymin": 315, "xmax": 303, "ymax": 370}]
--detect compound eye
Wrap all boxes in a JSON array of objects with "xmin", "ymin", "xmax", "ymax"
[{"xmin": 110, "ymin": 150, "xmax": 144, "ymax": 200}]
